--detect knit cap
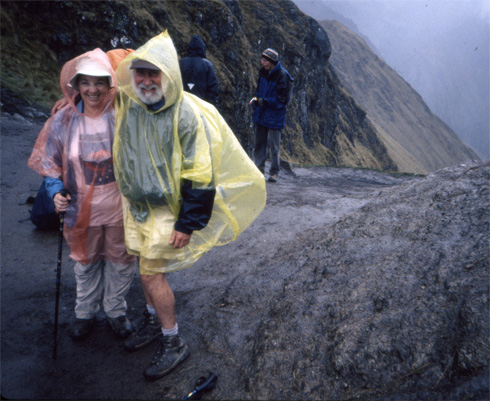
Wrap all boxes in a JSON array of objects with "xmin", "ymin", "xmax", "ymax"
[{"xmin": 261, "ymin": 48, "xmax": 279, "ymax": 64}]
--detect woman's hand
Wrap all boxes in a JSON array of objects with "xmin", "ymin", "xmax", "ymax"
[{"xmin": 53, "ymin": 192, "xmax": 71, "ymax": 213}]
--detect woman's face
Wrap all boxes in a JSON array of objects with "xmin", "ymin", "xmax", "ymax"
[{"xmin": 77, "ymin": 75, "xmax": 110, "ymax": 113}]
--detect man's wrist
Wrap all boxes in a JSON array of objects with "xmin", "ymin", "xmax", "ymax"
[{"xmin": 175, "ymin": 221, "xmax": 193, "ymax": 235}]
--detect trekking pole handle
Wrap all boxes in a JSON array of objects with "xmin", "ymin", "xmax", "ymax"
[
  {"xmin": 56, "ymin": 189, "xmax": 70, "ymax": 216},
  {"xmin": 58, "ymin": 188, "xmax": 69, "ymax": 200}
]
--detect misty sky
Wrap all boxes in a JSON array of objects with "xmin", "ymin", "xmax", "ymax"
[
  {"xmin": 309, "ymin": 0, "xmax": 489, "ymax": 159},
  {"xmin": 326, "ymin": 0, "xmax": 489, "ymax": 75}
]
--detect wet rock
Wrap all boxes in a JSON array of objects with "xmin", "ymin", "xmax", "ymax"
[{"xmin": 244, "ymin": 161, "xmax": 489, "ymax": 400}]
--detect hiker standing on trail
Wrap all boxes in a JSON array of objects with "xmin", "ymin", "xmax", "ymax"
[
  {"xmin": 179, "ymin": 34, "xmax": 219, "ymax": 107},
  {"xmin": 28, "ymin": 49, "xmax": 137, "ymax": 342},
  {"xmin": 113, "ymin": 31, "xmax": 266, "ymax": 381},
  {"xmin": 250, "ymin": 48, "xmax": 293, "ymax": 183}
]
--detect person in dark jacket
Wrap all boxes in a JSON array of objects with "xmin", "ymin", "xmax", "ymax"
[
  {"xmin": 250, "ymin": 48, "xmax": 293, "ymax": 183},
  {"xmin": 179, "ymin": 35, "xmax": 219, "ymax": 107}
]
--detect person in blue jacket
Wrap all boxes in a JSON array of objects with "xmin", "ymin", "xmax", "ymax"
[
  {"xmin": 250, "ymin": 48, "xmax": 293, "ymax": 183},
  {"xmin": 179, "ymin": 35, "xmax": 219, "ymax": 107}
]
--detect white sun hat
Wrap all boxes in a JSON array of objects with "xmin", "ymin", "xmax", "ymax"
[{"xmin": 68, "ymin": 57, "xmax": 114, "ymax": 90}]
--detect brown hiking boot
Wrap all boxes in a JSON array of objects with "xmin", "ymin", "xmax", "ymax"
[
  {"xmin": 143, "ymin": 334, "xmax": 190, "ymax": 381},
  {"xmin": 123, "ymin": 310, "xmax": 161, "ymax": 351}
]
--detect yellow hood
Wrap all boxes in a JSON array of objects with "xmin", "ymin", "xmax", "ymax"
[{"xmin": 116, "ymin": 31, "xmax": 183, "ymax": 112}]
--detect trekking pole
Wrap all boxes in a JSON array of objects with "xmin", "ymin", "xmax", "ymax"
[{"xmin": 53, "ymin": 189, "xmax": 68, "ymax": 360}]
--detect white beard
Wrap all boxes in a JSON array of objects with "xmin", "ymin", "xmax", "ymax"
[{"xmin": 131, "ymin": 75, "xmax": 164, "ymax": 105}]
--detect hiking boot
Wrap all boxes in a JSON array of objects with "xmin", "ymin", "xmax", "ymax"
[
  {"xmin": 144, "ymin": 334, "xmax": 190, "ymax": 381},
  {"xmin": 268, "ymin": 174, "xmax": 277, "ymax": 183},
  {"xmin": 106, "ymin": 315, "xmax": 133, "ymax": 339},
  {"xmin": 123, "ymin": 310, "xmax": 161, "ymax": 352},
  {"xmin": 69, "ymin": 318, "xmax": 95, "ymax": 340}
]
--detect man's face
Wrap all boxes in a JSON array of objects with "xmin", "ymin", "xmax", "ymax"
[
  {"xmin": 261, "ymin": 57, "xmax": 275, "ymax": 71},
  {"xmin": 132, "ymin": 68, "xmax": 164, "ymax": 105}
]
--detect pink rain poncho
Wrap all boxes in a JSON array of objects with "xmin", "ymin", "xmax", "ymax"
[{"xmin": 28, "ymin": 49, "xmax": 133, "ymax": 265}]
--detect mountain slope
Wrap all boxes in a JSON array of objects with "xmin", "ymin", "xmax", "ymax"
[
  {"xmin": 294, "ymin": 0, "xmax": 381, "ymax": 55},
  {"xmin": 1, "ymin": 0, "xmax": 397, "ymax": 172},
  {"xmin": 320, "ymin": 19, "xmax": 479, "ymax": 173}
]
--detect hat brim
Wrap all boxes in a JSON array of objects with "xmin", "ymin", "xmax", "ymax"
[
  {"xmin": 129, "ymin": 59, "xmax": 160, "ymax": 70},
  {"xmin": 68, "ymin": 62, "xmax": 113, "ymax": 91}
]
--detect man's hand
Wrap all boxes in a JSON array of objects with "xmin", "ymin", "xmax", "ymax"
[
  {"xmin": 53, "ymin": 192, "xmax": 71, "ymax": 213},
  {"xmin": 249, "ymin": 97, "xmax": 264, "ymax": 107},
  {"xmin": 51, "ymin": 98, "xmax": 69, "ymax": 116},
  {"xmin": 169, "ymin": 230, "xmax": 191, "ymax": 249}
]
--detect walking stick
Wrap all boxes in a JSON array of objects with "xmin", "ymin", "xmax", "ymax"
[{"xmin": 53, "ymin": 190, "xmax": 68, "ymax": 360}]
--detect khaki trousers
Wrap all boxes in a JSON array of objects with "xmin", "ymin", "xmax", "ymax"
[{"xmin": 74, "ymin": 259, "xmax": 137, "ymax": 319}]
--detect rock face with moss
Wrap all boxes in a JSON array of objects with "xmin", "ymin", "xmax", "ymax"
[{"xmin": 1, "ymin": 0, "xmax": 396, "ymax": 171}]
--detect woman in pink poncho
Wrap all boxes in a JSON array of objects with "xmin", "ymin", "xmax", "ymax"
[{"xmin": 28, "ymin": 49, "xmax": 136, "ymax": 341}]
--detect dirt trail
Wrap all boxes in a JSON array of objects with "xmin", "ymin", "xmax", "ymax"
[{"xmin": 1, "ymin": 112, "xmax": 417, "ymax": 400}]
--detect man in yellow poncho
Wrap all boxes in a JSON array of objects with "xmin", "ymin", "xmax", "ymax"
[{"xmin": 113, "ymin": 31, "xmax": 266, "ymax": 380}]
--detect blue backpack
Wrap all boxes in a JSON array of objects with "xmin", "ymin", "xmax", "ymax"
[{"xmin": 30, "ymin": 180, "xmax": 60, "ymax": 231}]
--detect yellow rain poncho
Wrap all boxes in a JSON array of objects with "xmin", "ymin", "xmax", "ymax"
[{"xmin": 113, "ymin": 31, "xmax": 266, "ymax": 272}]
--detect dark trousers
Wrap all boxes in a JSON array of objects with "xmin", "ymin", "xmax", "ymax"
[{"xmin": 254, "ymin": 124, "xmax": 281, "ymax": 176}]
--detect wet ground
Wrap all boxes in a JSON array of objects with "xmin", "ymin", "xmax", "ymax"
[{"xmin": 1, "ymin": 112, "xmax": 419, "ymax": 400}]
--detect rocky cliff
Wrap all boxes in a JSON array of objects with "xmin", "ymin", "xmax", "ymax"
[
  {"xmin": 245, "ymin": 160, "xmax": 489, "ymax": 400},
  {"xmin": 1, "ymin": 0, "xmax": 396, "ymax": 171},
  {"xmin": 320, "ymin": 20, "xmax": 479, "ymax": 174}
]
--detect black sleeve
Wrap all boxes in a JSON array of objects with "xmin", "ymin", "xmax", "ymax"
[
  {"xmin": 175, "ymin": 179, "xmax": 216, "ymax": 234},
  {"xmin": 206, "ymin": 63, "xmax": 219, "ymax": 107}
]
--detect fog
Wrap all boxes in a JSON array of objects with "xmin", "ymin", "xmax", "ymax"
[{"xmin": 295, "ymin": 0, "xmax": 489, "ymax": 160}]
